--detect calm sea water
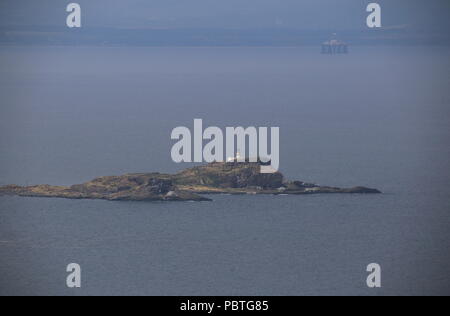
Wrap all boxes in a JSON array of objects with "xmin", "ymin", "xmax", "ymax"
[{"xmin": 0, "ymin": 46, "xmax": 449, "ymax": 295}]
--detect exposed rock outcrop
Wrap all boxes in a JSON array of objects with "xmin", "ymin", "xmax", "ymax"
[
  {"xmin": 174, "ymin": 162, "xmax": 284, "ymax": 189},
  {"xmin": 0, "ymin": 174, "xmax": 210, "ymax": 202},
  {"xmin": 0, "ymin": 162, "xmax": 381, "ymax": 202}
]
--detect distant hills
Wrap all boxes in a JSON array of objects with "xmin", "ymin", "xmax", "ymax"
[{"xmin": 1, "ymin": 26, "xmax": 448, "ymax": 46}]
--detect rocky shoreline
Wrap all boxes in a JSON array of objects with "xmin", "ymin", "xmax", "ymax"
[{"xmin": 0, "ymin": 162, "xmax": 381, "ymax": 202}]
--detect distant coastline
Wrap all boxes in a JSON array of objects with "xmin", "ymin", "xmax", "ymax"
[{"xmin": 1, "ymin": 26, "xmax": 449, "ymax": 47}]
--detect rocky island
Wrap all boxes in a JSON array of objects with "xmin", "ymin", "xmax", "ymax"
[{"xmin": 0, "ymin": 162, "xmax": 381, "ymax": 202}]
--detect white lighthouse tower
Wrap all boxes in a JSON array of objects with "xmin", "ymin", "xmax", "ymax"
[{"xmin": 227, "ymin": 151, "xmax": 243, "ymax": 162}]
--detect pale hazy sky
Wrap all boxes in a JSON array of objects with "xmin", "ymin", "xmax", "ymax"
[{"xmin": 0, "ymin": 0, "xmax": 449, "ymax": 31}]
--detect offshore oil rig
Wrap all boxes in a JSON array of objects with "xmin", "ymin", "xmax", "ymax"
[{"xmin": 321, "ymin": 39, "xmax": 348, "ymax": 54}]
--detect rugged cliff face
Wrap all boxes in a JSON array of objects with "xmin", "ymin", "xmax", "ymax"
[
  {"xmin": 0, "ymin": 162, "xmax": 381, "ymax": 202},
  {"xmin": 174, "ymin": 162, "xmax": 284, "ymax": 189}
]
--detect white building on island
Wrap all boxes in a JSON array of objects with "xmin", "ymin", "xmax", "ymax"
[{"xmin": 227, "ymin": 151, "xmax": 243, "ymax": 162}]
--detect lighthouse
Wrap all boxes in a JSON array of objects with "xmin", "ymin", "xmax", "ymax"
[{"xmin": 227, "ymin": 151, "xmax": 243, "ymax": 163}]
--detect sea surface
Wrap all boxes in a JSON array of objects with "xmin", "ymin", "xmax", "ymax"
[{"xmin": 0, "ymin": 46, "xmax": 449, "ymax": 295}]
